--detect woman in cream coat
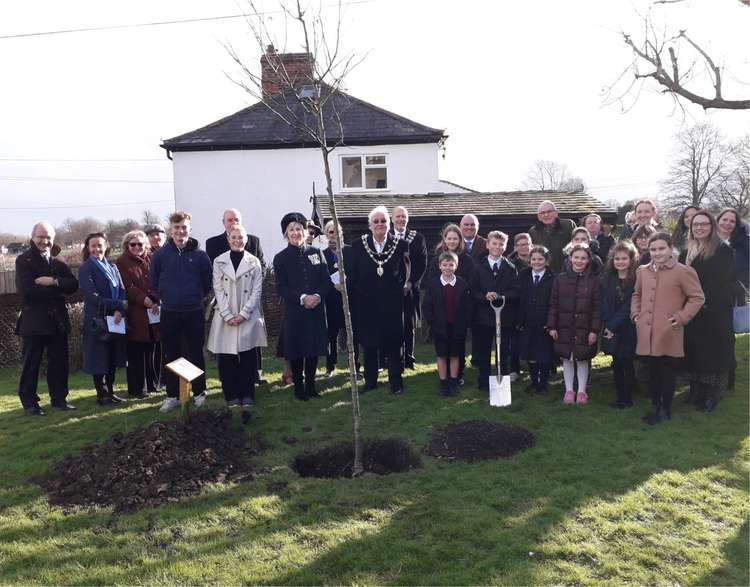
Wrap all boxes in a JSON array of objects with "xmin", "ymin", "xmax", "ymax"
[{"xmin": 208, "ymin": 224, "xmax": 267, "ymax": 407}]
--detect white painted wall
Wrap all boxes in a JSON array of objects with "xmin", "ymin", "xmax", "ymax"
[{"xmin": 172, "ymin": 142, "xmax": 461, "ymax": 259}]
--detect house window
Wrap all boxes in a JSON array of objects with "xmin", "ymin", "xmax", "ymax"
[{"xmin": 341, "ymin": 155, "xmax": 388, "ymax": 190}]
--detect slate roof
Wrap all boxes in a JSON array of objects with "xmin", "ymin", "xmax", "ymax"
[
  {"xmin": 316, "ymin": 191, "xmax": 616, "ymax": 221},
  {"xmin": 161, "ymin": 89, "xmax": 445, "ymax": 152}
]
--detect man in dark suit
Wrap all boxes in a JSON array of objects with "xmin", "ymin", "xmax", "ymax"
[
  {"xmin": 205, "ymin": 208, "xmax": 267, "ymax": 384},
  {"xmin": 15, "ymin": 222, "xmax": 79, "ymax": 415},
  {"xmin": 391, "ymin": 206, "xmax": 427, "ymax": 370},
  {"xmin": 460, "ymin": 214, "xmax": 488, "ymax": 259},
  {"xmin": 348, "ymin": 206, "xmax": 409, "ymax": 394},
  {"xmin": 205, "ymin": 208, "xmax": 265, "ymax": 268}
]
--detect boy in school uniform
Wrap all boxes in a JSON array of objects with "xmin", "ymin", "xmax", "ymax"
[
  {"xmin": 422, "ymin": 251, "xmax": 473, "ymax": 396},
  {"xmin": 469, "ymin": 230, "xmax": 519, "ymax": 391}
]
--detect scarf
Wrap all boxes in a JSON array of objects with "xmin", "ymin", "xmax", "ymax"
[{"xmin": 92, "ymin": 258, "xmax": 120, "ymax": 302}]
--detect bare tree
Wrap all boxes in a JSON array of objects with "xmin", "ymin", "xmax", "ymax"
[
  {"xmin": 142, "ymin": 210, "xmax": 161, "ymax": 226},
  {"xmin": 606, "ymin": 1, "xmax": 749, "ymax": 112},
  {"xmin": 660, "ymin": 122, "xmax": 730, "ymax": 211},
  {"xmin": 523, "ymin": 160, "xmax": 586, "ymax": 191},
  {"xmin": 715, "ymin": 135, "xmax": 750, "ymax": 215},
  {"xmin": 225, "ymin": 0, "xmax": 366, "ymax": 474},
  {"xmin": 57, "ymin": 217, "xmax": 104, "ymax": 246}
]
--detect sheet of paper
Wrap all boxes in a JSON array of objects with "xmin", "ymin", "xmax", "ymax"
[
  {"xmin": 106, "ymin": 315, "xmax": 126, "ymax": 334},
  {"xmin": 330, "ymin": 271, "xmax": 340, "ymax": 285},
  {"xmin": 148, "ymin": 308, "xmax": 161, "ymax": 324}
]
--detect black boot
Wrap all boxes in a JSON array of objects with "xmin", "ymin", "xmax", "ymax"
[
  {"xmin": 293, "ymin": 380, "xmax": 308, "ymax": 401},
  {"xmin": 94, "ymin": 377, "xmax": 114, "ymax": 406},
  {"xmin": 105, "ymin": 373, "xmax": 124, "ymax": 403},
  {"xmin": 438, "ymin": 379, "xmax": 449, "ymax": 397},
  {"xmin": 448, "ymin": 377, "xmax": 459, "ymax": 396}
]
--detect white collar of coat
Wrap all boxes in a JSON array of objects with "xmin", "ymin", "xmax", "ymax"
[{"xmin": 215, "ymin": 250, "xmax": 255, "ymax": 279}]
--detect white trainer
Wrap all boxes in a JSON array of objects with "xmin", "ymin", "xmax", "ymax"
[
  {"xmin": 194, "ymin": 393, "xmax": 207, "ymax": 408},
  {"xmin": 158, "ymin": 397, "xmax": 180, "ymax": 413}
]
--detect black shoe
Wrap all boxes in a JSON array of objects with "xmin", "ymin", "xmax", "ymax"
[
  {"xmin": 390, "ymin": 387, "xmax": 403, "ymax": 396},
  {"xmin": 438, "ymin": 379, "xmax": 450, "ymax": 397},
  {"xmin": 703, "ymin": 399, "xmax": 717, "ymax": 413},
  {"xmin": 24, "ymin": 405, "xmax": 45, "ymax": 416},
  {"xmin": 404, "ymin": 360, "xmax": 416, "ymax": 370},
  {"xmin": 51, "ymin": 402, "xmax": 77, "ymax": 411},
  {"xmin": 109, "ymin": 394, "xmax": 124, "ymax": 404},
  {"xmin": 97, "ymin": 396, "xmax": 116, "ymax": 406},
  {"xmin": 644, "ymin": 411, "xmax": 662, "ymax": 425},
  {"xmin": 448, "ymin": 377, "xmax": 459, "ymax": 396}
]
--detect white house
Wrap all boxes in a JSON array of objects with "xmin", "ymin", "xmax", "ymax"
[{"xmin": 161, "ymin": 49, "xmax": 465, "ymax": 256}]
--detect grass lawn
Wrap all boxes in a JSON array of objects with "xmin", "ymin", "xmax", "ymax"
[{"xmin": 0, "ymin": 337, "xmax": 748, "ymax": 585}]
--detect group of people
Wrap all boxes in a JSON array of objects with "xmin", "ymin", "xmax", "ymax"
[{"xmin": 15, "ymin": 198, "xmax": 748, "ymax": 426}]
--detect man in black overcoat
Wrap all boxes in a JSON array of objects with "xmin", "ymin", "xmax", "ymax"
[
  {"xmin": 205, "ymin": 207, "xmax": 267, "ymax": 383},
  {"xmin": 349, "ymin": 206, "xmax": 409, "ymax": 394},
  {"xmin": 391, "ymin": 206, "xmax": 427, "ymax": 370},
  {"xmin": 15, "ymin": 222, "xmax": 79, "ymax": 415}
]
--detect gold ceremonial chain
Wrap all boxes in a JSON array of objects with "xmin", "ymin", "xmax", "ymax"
[{"xmin": 361, "ymin": 235, "xmax": 399, "ymax": 277}]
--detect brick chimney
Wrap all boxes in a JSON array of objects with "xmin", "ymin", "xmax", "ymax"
[{"xmin": 261, "ymin": 44, "xmax": 314, "ymax": 98}]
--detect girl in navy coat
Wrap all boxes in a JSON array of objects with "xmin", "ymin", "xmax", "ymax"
[
  {"xmin": 79, "ymin": 232, "xmax": 127, "ymax": 405},
  {"xmin": 600, "ymin": 240, "xmax": 639, "ymax": 409},
  {"xmin": 273, "ymin": 212, "xmax": 331, "ymax": 401},
  {"xmin": 516, "ymin": 246, "xmax": 555, "ymax": 394}
]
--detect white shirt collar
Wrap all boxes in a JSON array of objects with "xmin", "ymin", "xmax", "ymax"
[
  {"xmin": 532, "ymin": 269, "xmax": 546, "ymax": 278},
  {"xmin": 487, "ymin": 255, "xmax": 502, "ymax": 268},
  {"xmin": 373, "ymin": 236, "xmax": 387, "ymax": 253},
  {"xmin": 440, "ymin": 275, "xmax": 457, "ymax": 287}
]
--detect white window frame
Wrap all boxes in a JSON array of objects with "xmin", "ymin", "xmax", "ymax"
[{"xmin": 340, "ymin": 154, "xmax": 389, "ymax": 192}]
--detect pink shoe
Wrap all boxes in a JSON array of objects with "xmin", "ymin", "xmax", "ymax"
[
  {"xmin": 576, "ymin": 391, "xmax": 589, "ymax": 405},
  {"xmin": 563, "ymin": 390, "xmax": 575, "ymax": 405}
]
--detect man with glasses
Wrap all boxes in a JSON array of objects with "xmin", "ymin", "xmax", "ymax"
[
  {"xmin": 348, "ymin": 206, "xmax": 409, "ymax": 395},
  {"xmin": 15, "ymin": 222, "xmax": 79, "ymax": 415},
  {"xmin": 528, "ymin": 200, "xmax": 576, "ymax": 272}
]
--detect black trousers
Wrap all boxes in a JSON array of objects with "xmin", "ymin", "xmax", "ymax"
[
  {"xmin": 161, "ymin": 309, "xmax": 206, "ymax": 398},
  {"xmin": 612, "ymin": 356, "xmax": 636, "ymax": 405},
  {"xmin": 218, "ymin": 351, "xmax": 257, "ymax": 402},
  {"xmin": 644, "ymin": 356, "xmax": 679, "ymax": 410},
  {"xmin": 473, "ymin": 325, "xmax": 512, "ymax": 382},
  {"xmin": 291, "ymin": 356, "xmax": 319, "ymax": 397},
  {"xmin": 402, "ymin": 293, "xmax": 417, "ymax": 366},
  {"xmin": 509, "ymin": 328, "xmax": 521, "ymax": 373},
  {"xmin": 528, "ymin": 362, "xmax": 551, "ymax": 390},
  {"xmin": 126, "ymin": 341, "xmax": 158, "ymax": 395},
  {"xmin": 18, "ymin": 334, "xmax": 69, "ymax": 409},
  {"xmin": 147, "ymin": 340, "xmax": 163, "ymax": 389},
  {"xmin": 92, "ymin": 341, "xmax": 118, "ymax": 396},
  {"xmin": 364, "ymin": 344, "xmax": 402, "ymax": 390}
]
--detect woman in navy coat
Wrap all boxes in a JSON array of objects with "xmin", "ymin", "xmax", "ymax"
[
  {"xmin": 273, "ymin": 212, "xmax": 331, "ymax": 401},
  {"xmin": 79, "ymin": 232, "xmax": 127, "ymax": 405},
  {"xmin": 516, "ymin": 245, "xmax": 555, "ymax": 393}
]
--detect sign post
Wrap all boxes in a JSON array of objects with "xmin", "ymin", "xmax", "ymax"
[{"xmin": 166, "ymin": 358, "xmax": 205, "ymax": 421}]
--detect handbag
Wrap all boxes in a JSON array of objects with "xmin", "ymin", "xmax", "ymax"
[
  {"xmin": 91, "ymin": 316, "xmax": 112, "ymax": 342},
  {"xmin": 733, "ymin": 282, "xmax": 750, "ymax": 334}
]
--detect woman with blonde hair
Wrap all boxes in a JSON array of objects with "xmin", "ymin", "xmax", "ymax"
[
  {"xmin": 679, "ymin": 210, "xmax": 734, "ymax": 412},
  {"xmin": 116, "ymin": 230, "xmax": 161, "ymax": 397}
]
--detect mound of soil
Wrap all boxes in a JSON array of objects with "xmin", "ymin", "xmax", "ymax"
[
  {"xmin": 423, "ymin": 419, "xmax": 535, "ymax": 462},
  {"xmin": 293, "ymin": 438, "xmax": 422, "ymax": 478},
  {"xmin": 34, "ymin": 410, "xmax": 265, "ymax": 513}
]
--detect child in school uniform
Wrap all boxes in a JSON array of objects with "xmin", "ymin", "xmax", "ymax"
[
  {"xmin": 422, "ymin": 251, "xmax": 473, "ymax": 396},
  {"xmin": 469, "ymin": 230, "xmax": 519, "ymax": 392},
  {"xmin": 547, "ymin": 242, "xmax": 601, "ymax": 405},
  {"xmin": 517, "ymin": 245, "xmax": 555, "ymax": 394}
]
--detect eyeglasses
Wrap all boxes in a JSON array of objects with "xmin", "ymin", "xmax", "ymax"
[
  {"xmin": 129, "ymin": 242, "xmax": 145, "ymax": 248},
  {"xmin": 371, "ymin": 219, "xmax": 387, "ymax": 224},
  {"xmin": 538, "ymin": 210, "xmax": 555, "ymax": 215}
]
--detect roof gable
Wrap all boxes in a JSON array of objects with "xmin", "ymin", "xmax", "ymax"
[{"xmin": 161, "ymin": 89, "xmax": 445, "ymax": 152}]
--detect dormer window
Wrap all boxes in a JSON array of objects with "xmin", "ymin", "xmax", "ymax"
[{"xmin": 341, "ymin": 154, "xmax": 388, "ymax": 190}]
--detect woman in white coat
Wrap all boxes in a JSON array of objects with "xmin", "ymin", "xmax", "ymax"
[{"xmin": 207, "ymin": 224, "xmax": 268, "ymax": 407}]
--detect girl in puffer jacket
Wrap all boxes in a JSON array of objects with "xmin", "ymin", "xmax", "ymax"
[{"xmin": 547, "ymin": 243, "xmax": 601, "ymax": 405}]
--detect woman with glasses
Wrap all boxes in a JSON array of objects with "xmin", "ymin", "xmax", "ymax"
[
  {"xmin": 79, "ymin": 232, "xmax": 127, "ymax": 405},
  {"xmin": 678, "ymin": 210, "xmax": 735, "ymax": 412},
  {"xmin": 116, "ymin": 230, "xmax": 161, "ymax": 398}
]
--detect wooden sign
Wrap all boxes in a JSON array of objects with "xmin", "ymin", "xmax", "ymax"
[{"xmin": 166, "ymin": 358, "xmax": 204, "ymax": 407}]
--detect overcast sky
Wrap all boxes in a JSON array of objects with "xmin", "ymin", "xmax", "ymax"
[{"xmin": 0, "ymin": 0, "xmax": 748, "ymax": 236}]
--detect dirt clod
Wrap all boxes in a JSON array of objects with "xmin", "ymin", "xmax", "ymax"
[
  {"xmin": 34, "ymin": 410, "xmax": 265, "ymax": 513},
  {"xmin": 423, "ymin": 419, "xmax": 534, "ymax": 462},
  {"xmin": 293, "ymin": 438, "xmax": 422, "ymax": 478}
]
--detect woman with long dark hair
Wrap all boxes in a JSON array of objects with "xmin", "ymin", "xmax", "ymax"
[
  {"xmin": 679, "ymin": 210, "xmax": 735, "ymax": 412},
  {"xmin": 79, "ymin": 232, "xmax": 127, "ymax": 405},
  {"xmin": 671, "ymin": 205, "xmax": 700, "ymax": 253}
]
